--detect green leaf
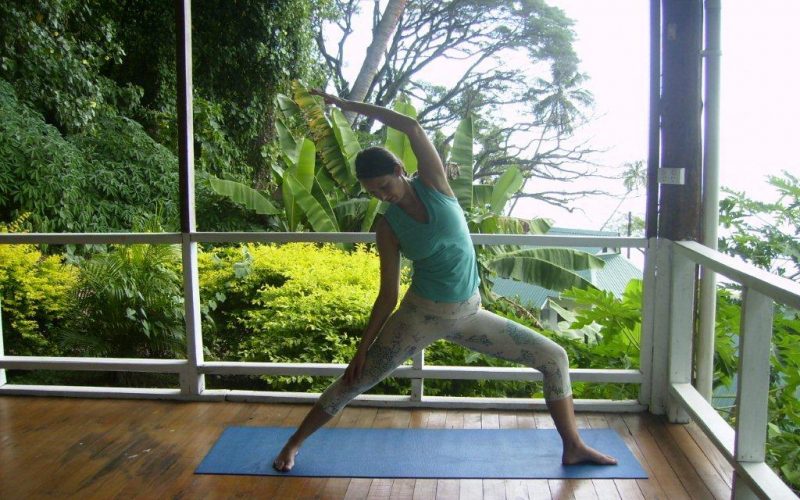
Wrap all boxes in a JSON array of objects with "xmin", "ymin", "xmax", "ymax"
[
  {"xmin": 473, "ymin": 185, "xmax": 493, "ymax": 209},
  {"xmin": 449, "ymin": 114, "xmax": 474, "ymax": 211},
  {"xmin": 330, "ymin": 108, "xmax": 361, "ymax": 178},
  {"xmin": 276, "ymin": 93, "xmax": 301, "ymax": 123},
  {"xmin": 310, "ymin": 177, "xmax": 337, "ymax": 225},
  {"xmin": 486, "ymin": 248, "xmax": 604, "ymax": 291},
  {"xmin": 384, "ymin": 96, "xmax": 419, "ymax": 175},
  {"xmin": 490, "ymin": 165, "xmax": 524, "ymax": 214},
  {"xmin": 293, "ymin": 138, "xmax": 316, "ymax": 191},
  {"xmin": 275, "ymin": 118, "xmax": 301, "ymax": 167},
  {"xmin": 285, "ymin": 174, "xmax": 339, "ymax": 232},
  {"xmin": 208, "ymin": 175, "xmax": 281, "ymax": 215},
  {"xmin": 361, "ymin": 197, "xmax": 382, "ymax": 232},
  {"xmin": 292, "ymin": 81, "xmax": 356, "ymax": 189}
]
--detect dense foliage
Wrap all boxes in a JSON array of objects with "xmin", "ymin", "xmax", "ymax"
[{"xmin": 0, "ymin": 0, "xmax": 327, "ymax": 234}]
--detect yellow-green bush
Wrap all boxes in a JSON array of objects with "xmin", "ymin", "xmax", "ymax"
[
  {"xmin": 199, "ymin": 242, "xmax": 409, "ymax": 391},
  {"xmin": 0, "ymin": 220, "xmax": 78, "ymax": 355}
]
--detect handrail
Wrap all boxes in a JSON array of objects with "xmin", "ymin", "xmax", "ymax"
[
  {"xmin": 673, "ymin": 240, "xmax": 800, "ymax": 309},
  {"xmin": 665, "ymin": 239, "xmax": 798, "ymax": 499},
  {"xmin": 0, "ymin": 231, "xmax": 648, "ymax": 248},
  {"xmin": 0, "ymin": 231, "xmax": 648, "ymax": 411}
]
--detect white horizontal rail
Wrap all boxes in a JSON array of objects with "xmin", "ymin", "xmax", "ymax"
[
  {"xmin": 0, "ymin": 356, "xmax": 187, "ymax": 373},
  {"xmin": 0, "ymin": 231, "xmax": 648, "ymax": 249},
  {"xmin": 673, "ymin": 240, "xmax": 800, "ymax": 309},
  {"xmin": 0, "ymin": 385, "xmax": 184, "ymax": 399},
  {"xmin": 201, "ymin": 362, "xmax": 641, "ymax": 383},
  {"xmin": 670, "ymin": 382, "xmax": 735, "ymax": 458},
  {"xmin": 0, "ymin": 233, "xmax": 182, "ymax": 245},
  {"xmin": 0, "ymin": 357, "xmax": 640, "ymax": 384},
  {"xmin": 0, "ymin": 384, "xmax": 644, "ymax": 412},
  {"xmin": 670, "ymin": 383, "xmax": 796, "ymax": 499}
]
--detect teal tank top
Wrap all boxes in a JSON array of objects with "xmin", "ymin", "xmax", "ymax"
[{"xmin": 383, "ymin": 176, "xmax": 479, "ymax": 302}]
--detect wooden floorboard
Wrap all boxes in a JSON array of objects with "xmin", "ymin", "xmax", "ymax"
[{"xmin": 0, "ymin": 396, "xmax": 733, "ymax": 499}]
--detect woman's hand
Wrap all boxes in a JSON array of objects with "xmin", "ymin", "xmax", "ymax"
[
  {"xmin": 343, "ymin": 348, "xmax": 367, "ymax": 385},
  {"xmin": 310, "ymin": 88, "xmax": 347, "ymax": 108}
]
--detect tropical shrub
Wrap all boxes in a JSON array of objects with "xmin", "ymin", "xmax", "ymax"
[
  {"xmin": 0, "ymin": 216, "xmax": 77, "ymax": 356},
  {"xmin": 0, "ymin": 79, "xmax": 92, "ymax": 232},
  {"xmin": 59, "ymin": 218, "xmax": 184, "ymax": 359},
  {"xmin": 199, "ymin": 242, "xmax": 410, "ymax": 393}
]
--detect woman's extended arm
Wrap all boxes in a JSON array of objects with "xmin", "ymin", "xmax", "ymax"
[
  {"xmin": 311, "ymin": 89, "xmax": 454, "ymax": 197},
  {"xmin": 343, "ymin": 217, "xmax": 401, "ymax": 383}
]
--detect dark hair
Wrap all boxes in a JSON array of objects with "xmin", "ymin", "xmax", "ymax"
[{"xmin": 355, "ymin": 146, "xmax": 404, "ymax": 179}]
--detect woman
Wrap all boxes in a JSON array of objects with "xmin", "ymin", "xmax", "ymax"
[{"xmin": 273, "ymin": 90, "xmax": 617, "ymax": 472}]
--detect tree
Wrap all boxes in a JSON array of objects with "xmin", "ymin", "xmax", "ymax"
[
  {"xmin": 315, "ymin": 0, "xmax": 613, "ymax": 212},
  {"xmin": 719, "ymin": 171, "xmax": 799, "ymax": 281},
  {"xmin": 345, "ymin": 0, "xmax": 408, "ymax": 123}
]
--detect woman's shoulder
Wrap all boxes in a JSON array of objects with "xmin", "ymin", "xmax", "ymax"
[{"xmin": 413, "ymin": 173, "xmax": 457, "ymax": 200}]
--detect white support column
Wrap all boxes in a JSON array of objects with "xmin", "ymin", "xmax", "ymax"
[
  {"xmin": 649, "ymin": 239, "xmax": 672, "ymax": 414},
  {"xmin": 638, "ymin": 237, "xmax": 658, "ymax": 406},
  {"xmin": 667, "ymin": 247, "xmax": 696, "ymax": 423},
  {"xmin": 181, "ymin": 235, "xmax": 205, "ymax": 396},
  {"xmin": 411, "ymin": 349, "xmax": 424, "ymax": 402},
  {"xmin": 733, "ymin": 288, "xmax": 773, "ymax": 499},
  {"xmin": 176, "ymin": 0, "xmax": 203, "ymax": 396},
  {"xmin": 0, "ymin": 297, "xmax": 6, "ymax": 386}
]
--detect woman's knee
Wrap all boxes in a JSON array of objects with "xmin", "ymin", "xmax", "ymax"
[{"xmin": 552, "ymin": 343, "xmax": 569, "ymax": 367}]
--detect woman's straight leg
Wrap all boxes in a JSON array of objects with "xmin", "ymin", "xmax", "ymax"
[{"xmin": 447, "ymin": 307, "xmax": 617, "ymax": 465}]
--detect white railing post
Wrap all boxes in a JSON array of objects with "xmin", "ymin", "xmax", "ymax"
[
  {"xmin": 649, "ymin": 239, "xmax": 672, "ymax": 414},
  {"xmin": 176, "ymin": 0, "xmax": 204, "ymax": 397},
  {"xmin": 667, "ymin": 246, "xmax": 695, "ymax": 423},
  {"xmin": 411, "ymin": 349, "xmax": 424, "ymax": 402},
  {"xmin": 638, "ymin": 237, "xmax": 658, "ymax": 406},
  {"xmin": 0, "ymin": 297, "xmax": 6, "ymax": 386},
  {"xmin": 181, "ymin": 236, "xmax": 205, "ymax": 396},
  {"xmin": 732, "ymin": 287, "xmax": 774, "ymax": 499}
]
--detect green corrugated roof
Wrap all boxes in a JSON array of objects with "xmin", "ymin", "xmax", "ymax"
[{"xmin": 490, "ymin": 241, "xmax": 642, "ymax": 309}]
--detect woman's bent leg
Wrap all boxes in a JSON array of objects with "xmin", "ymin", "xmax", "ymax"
[
  {"xmin": 448, "ymin": 309, "xmax": 616, "ymax": 465},
  {"xmin": 273, "ymin": 303, "xmax": 434, "ymax": 472}
]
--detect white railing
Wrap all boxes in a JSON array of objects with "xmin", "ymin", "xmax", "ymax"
[
  {"xmin": 0, "ymin": 232, "xmax": 647, "ymax": 412},
  {"xmin": 659, "ymin": 239, "xmax": 800, "ymax": 499}
]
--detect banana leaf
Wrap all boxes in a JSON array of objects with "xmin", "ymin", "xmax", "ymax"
[
  {"xmin": 275, "ymin": 117, "xmax": 301, "ymax": 169},
  {"xmin": 294, "ymin": 138, "xmax": 316, "ymax": 191},
  {"xmin": 384, "ymin": 97, "xmax": 419, "ymax": 175},
  {"xmin": 282, "ymin": 178, "xmax": 300, "ymax": 231},
  {"xmin": 490, "ymin": 165, "xmax": 524, "ymax": 214},
  {"xmin": 276, "ymin": 93, "xmax": 301, "ymax": 123},
  {"xmin": 292, "ymin": 81, "xmax": 356, "ymax": 190},
  {"xmin": 208, "ymin": 175, "xmax": 280, "ymax": 215},
  {"xmin": 473, "ymin": 184, "xmax": 493, "ymax": 209},
  {"xmin": 449, "ymin": 114, "xmax": 474, "ymax": 211},
  {"xmin": 361, "ymin": 198, "xmax": 384, "ymax": 232},
  {"xmin": 311, "ymin": 177, "xmax": 337, "ymax": 226},
  {"xmin": 284, "ymin": 173, "xmax": 339, "ymax": 232},
  {"xmin": 330, "ymin": 108, "xmax": 361, "ymax": 178},
  {"xmin": 486, "ymin": 248, "xmax": 604, "ymax": 291}
]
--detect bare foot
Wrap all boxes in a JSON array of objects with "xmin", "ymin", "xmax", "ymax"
[
  {"xmin": 562, "ymin": 442, "xmax": 618, "ymax": 465},
  {"xmin": 272, "ymin": 443, "xmax": 299, "ymax": 472}
]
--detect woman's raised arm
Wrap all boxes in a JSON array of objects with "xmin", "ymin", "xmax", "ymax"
[{"xmin": 311, "ymin": 89, "xmax": 454, "ymax": 196}]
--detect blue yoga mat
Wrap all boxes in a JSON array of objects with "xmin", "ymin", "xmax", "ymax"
[{"xmin": 196, "ymin": 427, "xmax": 647, "ymax": 479}]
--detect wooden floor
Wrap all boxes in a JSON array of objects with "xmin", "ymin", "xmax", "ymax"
[{"xmin": 0, "ymin": 396, "xmax": 734, "ymax": 499}]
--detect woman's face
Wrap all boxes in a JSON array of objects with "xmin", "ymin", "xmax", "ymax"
[{"xmin": 360, "ymin": 173, "xmax": 404, "ymax": 203}]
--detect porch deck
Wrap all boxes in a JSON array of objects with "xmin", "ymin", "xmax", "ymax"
[{"xmin": 0, "ymin": 396, "xmax": 733, "ymax": 499}]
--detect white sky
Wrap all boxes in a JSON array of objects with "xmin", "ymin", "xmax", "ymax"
[
  {"xmin": 330, "ymin": 1, "xmax": 800, "ymax": 231},
  {"xmin": 516, "ymin": 0, "xmax": 800, "ymax": 229}
]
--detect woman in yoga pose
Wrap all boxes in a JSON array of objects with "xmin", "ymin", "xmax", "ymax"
[{"xmin": 273, "ymin": 89, "xmax": 617, "ymax": 472}]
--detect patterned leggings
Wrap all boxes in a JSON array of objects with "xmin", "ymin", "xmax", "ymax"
[{"xmin": 317, "ymin": 290, "xmax": 572, "ymax": 415}]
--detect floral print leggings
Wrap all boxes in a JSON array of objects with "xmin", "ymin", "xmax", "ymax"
[{"xmin": 317, "ymin": 290, "xmax": 572, "ymax": 415}]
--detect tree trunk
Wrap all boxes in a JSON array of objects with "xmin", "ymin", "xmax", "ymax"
[
  {"xmin": 658, "ymin": 0, "xmax": 702, "ymax": 241},
  {"xmin": 345, "ymin": 0, "xmax": 407, "ymax": 122}
]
